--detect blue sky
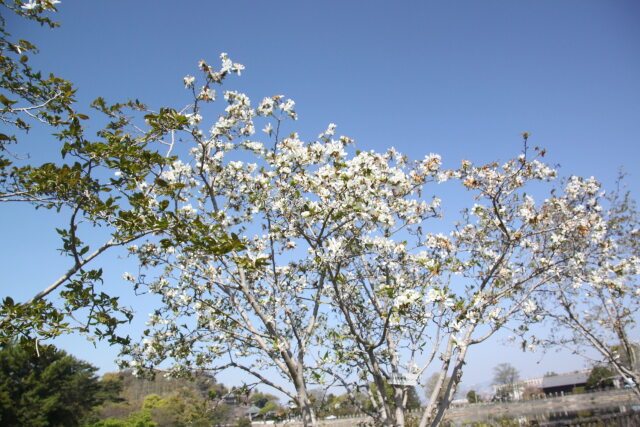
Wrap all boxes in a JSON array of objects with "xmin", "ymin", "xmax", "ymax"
[{"xmin": 3, "ymin": 0, "xmax": 640, "ymax": 395}]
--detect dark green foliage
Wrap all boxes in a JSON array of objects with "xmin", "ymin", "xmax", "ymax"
[
  {"xmin": 586, "ymin": 366, "xmax": 614, "ymax": 389},
  {"xmin": 0, "ymin": 341, "xmax": 116, "ymax": 426},
  {"xmin": 405, "ymin": 386, "xmax": 421, "ymax": 410},
  {"xmin": 0, "ymin": 0, "xmax": 74, "ymax": 147},
  {"xmin": 250, "ymin": 391, "xmax": 279, "ymax": 409},
  {"xmin": 1, "ymin": 0, "xmax": 238, "ymax": 347},
  {"xmin": 466, "ymin": 390, "xmax": 480, "ymax": 403}
]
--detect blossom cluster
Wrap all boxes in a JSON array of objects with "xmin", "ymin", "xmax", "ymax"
[{"xmin": 116, "ymin": 55, "xmax": 638, "ymax": 417}]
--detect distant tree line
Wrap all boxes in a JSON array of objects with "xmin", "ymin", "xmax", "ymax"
[{"xmin": 5, "ymin": 341, "xmax": 426, "ymax": 426}]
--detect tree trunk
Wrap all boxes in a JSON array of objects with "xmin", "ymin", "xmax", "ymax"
[
  {"xmin": 298, "ymin": 396, "xmax": 317, "ymax": 427},
  {"xmin": 418, "ymin": 340, "xmax": 455, "ymax": 427},
  {"xmin": 393, "ymin": 386, "xmax": 406, "ymax": 427},
  {"xmin": 428, "ymin": 347, "xmax": 467, "ymax": 427},
  {"xmin": 292, "ymin": 380, "xmax": 317, "ymax": 427},
  {"xmin": 419, "ymin": 327, "xmax": 475, "ymax": 427}
]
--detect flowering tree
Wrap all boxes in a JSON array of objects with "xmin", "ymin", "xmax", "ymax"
[
  {"xmin": 3, "ymin": 5, "xmax": 631, "ymax": 427},
  {"xmin": 526, "ymin": 180, "xmax": 640, "ymax": 398},
  {"xmin": 118, "ymin": 49, "xmax": 452, "ymax": 426},
  {"xmin": 120, "ymin": 69, "xmax": 617, "ymax": 426},
  {"xmin": 314, "ymin": 140, "xmax": 613, "ymax": 427},
  {"xmin": 118, "ymin": 57, "xmax": 330, "ymax": 426}
]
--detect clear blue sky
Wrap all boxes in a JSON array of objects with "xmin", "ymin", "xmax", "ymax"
[{"xmin": 3, "ymin": 0, "xmax": 640, "ymax": 394}]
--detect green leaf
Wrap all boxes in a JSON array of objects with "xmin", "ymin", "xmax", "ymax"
[
  {"xmin": 0, "ymin": 94, "xmax": 17, "ymax": 106},
  {"xmin": 154, "ymin": 178, "xmax": 168, "ymax": 188}
]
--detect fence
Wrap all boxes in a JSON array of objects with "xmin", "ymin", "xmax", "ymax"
[
  {"xmin": 540, "ymin": 410, "xmax": 640, "ymax": 427},
  {"xmin": 244, "ymin": 388, "xmax": 638, "ymax": 426}
]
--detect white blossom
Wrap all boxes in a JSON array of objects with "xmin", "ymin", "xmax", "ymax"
[{"xmin": 183, "ymin": 75, "xmax": 195, "ymax": 88}]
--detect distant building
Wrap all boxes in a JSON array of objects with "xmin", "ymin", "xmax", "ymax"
[
  {"xmin": 541, "ymin": 370, "xmax": 589, "ymax": 395},
  {"xmin": 450, "ymin": 398, "xmax": 468, "ymax": 407},
  {"xmin": 245, "ymin": 405, "xmax": 261, "ymax": 420},
  {"xmin": 493, "ymin": 369, "xmax": 591, "ymax": 400},
  {"xmin": 224, "ymin": 393, "xmax": 238, "ymax": 405},
  {"xmin": 493, "ymin": 375, "xmax": 543, "ymax": 400}
]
